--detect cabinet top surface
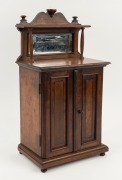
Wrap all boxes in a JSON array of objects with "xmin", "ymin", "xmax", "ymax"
[{"xmin": 18, "ymin": 57, "xmax": 110, "ymax": 71}]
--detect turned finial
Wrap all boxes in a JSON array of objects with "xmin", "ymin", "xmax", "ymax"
[
  {"xmin": 47, "ymin": 9, "xmax": 57, "ymax": 17},
  {"xmin": 72, "ymin": 16, "xmax": 78, "ymax": 24},
  {"xmin": 20, "ymin": 15, "xmax": 27, "ymax": 23}
]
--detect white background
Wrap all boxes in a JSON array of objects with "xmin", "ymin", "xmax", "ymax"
[{"xmin": 0, "ymin": 0, "xmax": 122, "ymax": 179}]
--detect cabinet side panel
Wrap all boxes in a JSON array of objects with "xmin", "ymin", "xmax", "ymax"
[{"xmin": 20, "ymin": 67, "xmax": 41, "ymax": 156}]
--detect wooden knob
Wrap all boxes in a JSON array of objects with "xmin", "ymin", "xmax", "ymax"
[{"xmin": 77, "ymin": 110, "xmax": 81, "ymax": 114}]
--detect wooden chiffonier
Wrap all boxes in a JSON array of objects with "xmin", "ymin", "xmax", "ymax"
[{"xmin": 16, "ymin": 9, "xmax": 110, "ymax": 172}]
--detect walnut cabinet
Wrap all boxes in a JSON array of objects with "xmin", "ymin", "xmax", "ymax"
[
  {"xmin": 18, "ymin": 65, "xmax": 109, "ymax": 172},
  {"xmin": 16, "ymin": 9, "xmax": 110, "ymax": 172}
]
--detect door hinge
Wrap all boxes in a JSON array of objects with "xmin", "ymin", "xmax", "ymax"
[
  {"xmin": 39, "ymin": 83, "xmax": 41, "ymax": 94},
  {"xmin": 39, "ymin": 135, "xmax": 41, "ymax": 146}
]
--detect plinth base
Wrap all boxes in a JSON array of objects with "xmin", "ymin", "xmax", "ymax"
[{"xmin": 18, "ymin": 143, "xmax": 108, "ymax": 172}]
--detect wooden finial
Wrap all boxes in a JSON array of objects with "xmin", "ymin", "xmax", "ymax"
[
  {"xmin": 20, "ymin": 15, "xmax": 27, "ymax": 23},
  {"xmin": 47, "ymin": 9, "xmax": 57, "ymax": 17},
  {"xmin": 72, "ymin": 16, "xmax": 78, "ymax": 24}
]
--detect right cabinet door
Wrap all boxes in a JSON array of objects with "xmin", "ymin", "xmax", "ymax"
[{"xmin": 74, "ymin": 68, "xmax": 103, "ymax": 151}]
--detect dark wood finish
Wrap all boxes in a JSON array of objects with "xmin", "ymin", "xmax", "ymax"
[
  {"xmin": 41, "ymin": 71, "xmax": 73, "ymax": 158},
  {"xmin": 74, "ymin": 68, "xmax": 103, "ymax": 151},
  {"xmin": 72, "ymin": 16, "xmax": 79, "ymax": 24},
  {"xmin": 18, "ymin": 143, "xmax": 108, "ymax": 169},
  {"xmin": 20, "ymin": 67, "xmax": 41, "ymax": 156},
  {"xmin": 21, "ymin": 30, "xmax": 28, "ymax": 58},
  {"xmin": 28, "ymin": 29, "xmax": 33, "ymax": 61},
  {"xmin": 80, "ymin": 28, "xmax": 84, "ymax": 59},
  {"xmin": 16, "ymin": 11, "xmax": 90, "ymax": 29},
  {"xmin": 18, "ymin": 64, "xmax": 109, "ymax": 170},
  {"xmin": 16, "ymin": 10, "xmax": 110, "ymax": 172},
  {"xmin": 16, "ymin": 10, "xmax": 91, "ymax": 63},
  {"xmin": 47, "ymin": 9, "xmax": 57, "ymax": 18},
  {"xmin": 100, "ymin": 152, "xmax": 105, "ymax": 156},
  {"xmin": 17, "ymin": 57, "xmax": 110, "ymax": 71},
  {"xmin": 41, "ymin": 169, "xmax": 47, "ymax": 173}
]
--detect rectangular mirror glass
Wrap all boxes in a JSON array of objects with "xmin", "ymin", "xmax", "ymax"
[{"xmin": 32, "ymin": 33, "xmax": 73, "ymax": 54}]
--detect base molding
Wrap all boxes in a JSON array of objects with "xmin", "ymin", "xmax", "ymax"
[{"xmin": 18, "ymin": 143, "xmax": 109, "ymax": 169}]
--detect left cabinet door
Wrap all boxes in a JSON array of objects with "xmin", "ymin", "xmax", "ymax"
[{"xmin": 41, "ymin": 71, "xmax": 73, "ymax": 158}]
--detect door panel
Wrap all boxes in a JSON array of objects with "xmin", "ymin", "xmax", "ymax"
[
  {"xmin": 41, "ymin": 71, "xmax": 73, "ymax": 158},
  {"xmin": 51, "ymin": 77, "xmax": 67, "ymax": 150},
  {"xmin": 74, "ymin": 68, "xmax": 103, "ymax": 151},
  {"xmin": 82, "ymin": 74, "xmax": 97, "ymax": 144}
]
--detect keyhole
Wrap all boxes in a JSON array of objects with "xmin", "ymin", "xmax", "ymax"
[{"xmin": 77, "ymin": 110, "xmax": 81, "ymax": 114}]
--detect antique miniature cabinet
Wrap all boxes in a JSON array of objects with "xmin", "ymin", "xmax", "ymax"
[{"xmin": 16, "ymin": 9, "xmax": 110, "ymax": 172}]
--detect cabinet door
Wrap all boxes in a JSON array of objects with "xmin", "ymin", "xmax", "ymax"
[
  {"xmin": 41, "ymin": 71, "xmax": 73, "ymax": 158},
  {"xmin": 74, "ymin": 68, "xmax": 103, "ymax": 151}
]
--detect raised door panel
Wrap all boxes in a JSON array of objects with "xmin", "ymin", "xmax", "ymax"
[
  {"xmin": 74, "ymin": 68, "xmax": 103, "ymax": 151},
  {"xmin": 41, "ymin": 71, "xmax": 73, "ymax": 158}
]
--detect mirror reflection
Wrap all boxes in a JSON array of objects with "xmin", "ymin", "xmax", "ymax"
[{"xmin": 32, "ymin": 33, "xmax": 73, "ymax": 54}]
